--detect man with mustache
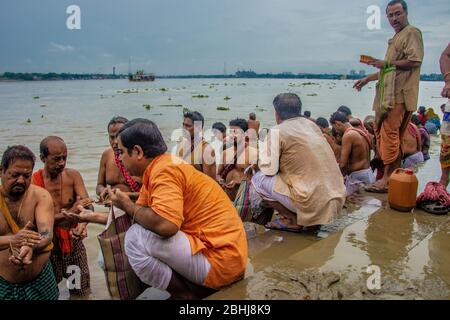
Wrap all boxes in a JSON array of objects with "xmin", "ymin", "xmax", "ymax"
[
  {"xmin": 0, "ymin": 145, "xmax": 57, "ymax": 300},
  {"xmin": 32, "ymin": 136, "xmax": 92, "ymax": 297},
  {"xmin": 354, "ymin": 0, "xmax": 424, "ymax": 193}
]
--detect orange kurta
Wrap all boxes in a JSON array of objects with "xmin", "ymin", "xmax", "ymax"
[{"xmin": 136, "ymin": 154, "xmax": 247, "ymax": 289}]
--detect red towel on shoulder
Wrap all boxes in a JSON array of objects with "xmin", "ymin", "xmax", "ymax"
[{"xmin": 32, "ymin": 169, "xmax": 73, "ymax": 255}]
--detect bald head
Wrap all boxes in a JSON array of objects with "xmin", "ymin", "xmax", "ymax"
[{"xmin": 40, "ymin": 136, "xmax": 66, "ymax": 158}]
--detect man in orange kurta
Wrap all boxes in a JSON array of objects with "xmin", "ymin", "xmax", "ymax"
[
  {"xmin": 354, "ymin": 0, "xmax": 424, "ymax": 192},
  {"xmin": 108, "ymin": 118, "xmax": 247, "ymax": 299}
]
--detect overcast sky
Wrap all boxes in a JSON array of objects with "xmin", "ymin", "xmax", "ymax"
[{"xmin": 1, "ymin": 0, "xmax": 449, "ymax": 75}]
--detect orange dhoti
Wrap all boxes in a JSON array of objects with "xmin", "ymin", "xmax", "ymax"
[{"xmin": 375, "ymin": 103, "xmax": 413, "ymax": 165}]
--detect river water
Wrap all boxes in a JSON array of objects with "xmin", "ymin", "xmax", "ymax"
[{"xmin": 0, "ymin": 78, "xmax": 447, "ymax": 299}]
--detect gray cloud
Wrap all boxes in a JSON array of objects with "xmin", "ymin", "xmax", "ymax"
[{"xmin": 0, "ymin": 0, "xmax": 448, "ymax": 74}]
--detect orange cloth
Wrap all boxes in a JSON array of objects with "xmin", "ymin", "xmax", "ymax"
[
  {"xmin": 0, "ymin": 192, "xmax": 53, "ymax": 253},
  {"xmin": 375, "ymin": 103, "xmax": 412, "ymax": 165},
  {"xmin": 136, "ymin": 154, "xmax": 247, "ymax": 289}
]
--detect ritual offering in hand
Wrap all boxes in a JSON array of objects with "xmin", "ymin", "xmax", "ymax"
[{"xmin": 360, "ymin": 55, "xmax": 375, "ymax": 64}]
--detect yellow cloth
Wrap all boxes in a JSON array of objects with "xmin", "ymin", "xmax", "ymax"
[
  {"xmin": 373, "ymin": 25, "xmax": 424, "ymax": 113},
  {"xmin": 426, "ymin": 108, "xmax": 440, "ymax": 120},
  {"xmin": 0, "ymin": 193, "xmax": 53, "ymax": 252}
]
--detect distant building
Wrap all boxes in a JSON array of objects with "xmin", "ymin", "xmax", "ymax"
[
  {"xmin": 113, "ymin": 67, "xmax": 116, "ymax": 76},
  {"xmin": 350, "ymin": 70, "xmax": 357, "ymax": 76},
  {"xmin": 359, "ymin": 70, "xmax": 366, "ymax": 77}
]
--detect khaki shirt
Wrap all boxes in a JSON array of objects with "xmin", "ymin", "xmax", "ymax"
[
  {"xmin": 259, "ymin": 117, "xmax": 346, "ymax": 226},
  {"xmin": 373, "ymin": 25, "xmax": 424, "ymax": 112}
]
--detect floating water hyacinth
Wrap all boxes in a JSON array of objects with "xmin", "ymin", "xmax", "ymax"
[
  {"xmin": 33, "ymin": 96, "xmax": 40, "ymax": 99},
  {"xmin": 192, "ymin": 94, "xmax": 209, "ymax": 98},
  {"xmin": 143, "ymin": 104, "xmax": 152, "ymax": 110},
  {"xmin": 224, "ymin": 96, "xmax": 231, "ymax": 101},
  {"xmin": 183, "ymin": 107, "xmax": 191, "ymax": 113},
  {"xmin": 160, "ymin": 88, "xmax": 168, "ymax": 92},
  {"xmin": 26, "ymin": 118, "xmax": 32, "ymax": 123},
  {"xmin": 159, "ymin": 104, "xmax": 183, "ymax": 107},
  {"xmin": 217, "ymin": 106, "xmax": 230, "ymax": 111},
  {"xmin": 307, "ymin": 93, "xmax": 318, "ymax": 97}
]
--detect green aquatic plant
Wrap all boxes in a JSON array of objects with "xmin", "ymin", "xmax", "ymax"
[
  {"xmin": 143, "ymin": 104, "xmax": 152, "ymax": 110},
  {"xmin": 183, "ymin": 107, "xmax": 191, "ymax": 113},
  {"xmin": 192, "ymin": 94, "xmax": 209, "ymax": 98},
  {"xmin": 33, "ymin": 96, "xmax": 39, "ymax": 99},
  {"xmin": 217, "ymin": 106, "xmax": 230, "ymax": 111},
  {"xmin": 307, "ymin": 93, "xmax": 318, "ymax": 97},
  {"xmin": 40, "ymin": 104, "xmax": 47, "ymax": 107},
  {"xmin": 224, "ymin": 96, "xmax": 231, "ymax": 101},
  {"xmin": 26, "ymin": 118, "xmax": 32, "ymax": 123},
  {"xmin": 160, "ymin": 88, "xmax": 168, "ymax": 92}
]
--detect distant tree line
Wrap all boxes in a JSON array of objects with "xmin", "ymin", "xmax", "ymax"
[{"xmin": 0, "ymin": 71, "xmax": 444, "ymax": 81}]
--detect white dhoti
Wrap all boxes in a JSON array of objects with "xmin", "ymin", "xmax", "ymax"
[
  {"xmin": 345, "ymin": 168, "xmax": 376, "ymax": 196},
  {"xmin": 251, "ymin": 171, "xmax": 297, "ymax": 213},
  {"xmin": 124, "ymin": 224, "xmax": 211, "ymax": 290},
  {"xmin": 402, "ymin": 151, "xmax": 424, "ymax": 169}
]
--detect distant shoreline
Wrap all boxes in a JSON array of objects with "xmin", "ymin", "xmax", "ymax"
[{"xmin": 0, "ymin": 72, "xmax": 444, "ymax": 82}]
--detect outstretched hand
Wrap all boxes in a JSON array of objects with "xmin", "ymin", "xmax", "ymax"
[
  {"xmin": 353, "ymin": 77, "xmax": 369, "ymax": 92},
  {"xmin": 108, "ymin": 187, "xmax": 131, "ymax": 211},
  {"xmin": 442, "ymin": 82, "xmax": 450, "ymax": 98},
  {"xmin": 367, "ymin": 59, "xmax": 385, "ymax": 69}
]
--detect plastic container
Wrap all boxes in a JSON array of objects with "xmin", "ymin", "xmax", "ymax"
[
  {"xmin": 440, "ymin": 100, "xmax": 450, "ymax": 136},
  {"xmin": 388, "ymin": 168, "xmax": 419, "ymax": 212}
]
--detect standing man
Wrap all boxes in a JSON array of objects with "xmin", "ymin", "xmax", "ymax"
[
  {"xmin": 176, "ymin": 111, "xmax": 216, "ymax": 179},
  {"xmin": 354, "ymin": 0, "xmax": 424, "ymax": 193},
  {"xmin": 105, "ymin": 118, "xmax": 247, "ymax": 299},
  {"xmin": 0, "ymin": 146, "xmax": 57, "ymax": 300},
  {"xmin": 247, "ymin": 112, "xmax": 260, "ymax": 140},
  {"xmin": 32, "ymin": 136, "xmax": 92, "ymax": 296},
  {"xmin": 439, "ymin": 43, "xmax": 450, "ymax": 186},
  {"xmin": 330, "ymin": 112, "xmax": 375, "ymax": 195}
]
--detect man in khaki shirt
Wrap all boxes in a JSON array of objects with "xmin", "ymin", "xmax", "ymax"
[
  {"xmin": 252, "ymin": 93, "xmax": 346, "ymax": 232},
  {"xmin": 354, "ymin": 0, "xmax": 423, "ymax": 192}
]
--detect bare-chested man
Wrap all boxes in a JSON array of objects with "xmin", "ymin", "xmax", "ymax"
[
  {"xmin": 218, "ymin": 118, "xmax": 258, "ymax": 201},
  {"xmin": 401, "ymin": 122, "xmax": 424, "ymax": 169},
  {"xmin": 176, "ymin": 111, "xmax": 216, "ymax": 179},
  {"xmin": 96, "ymin": 116, "xmax": 141, "ymax": 203},
  {"xmin": 316, "ymin": 117, "xmax": 341, "ymax": 162},
  {"xmin": 31, "ymin": 136, "xmax": 92, "ymax": 296},
  {"xmin": 330, "ymin": 112, "xmax": 375, "ymax": 195},
  {"xmin": 0, "ymin": 146, "xmax": 57, "ymax": 300}
]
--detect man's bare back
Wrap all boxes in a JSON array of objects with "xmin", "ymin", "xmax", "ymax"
[{"xmin": 341, "ymin": 130, "xmax": 371, "ymax": 173}]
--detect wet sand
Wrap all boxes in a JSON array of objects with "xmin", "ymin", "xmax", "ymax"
[
  {"xmin": 55, "ymin": 136, "xmax": 450, "ymax": 300},
  {"xmin": 208, "ymin": 148, "xmax": 449, "ymax": 300}
]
